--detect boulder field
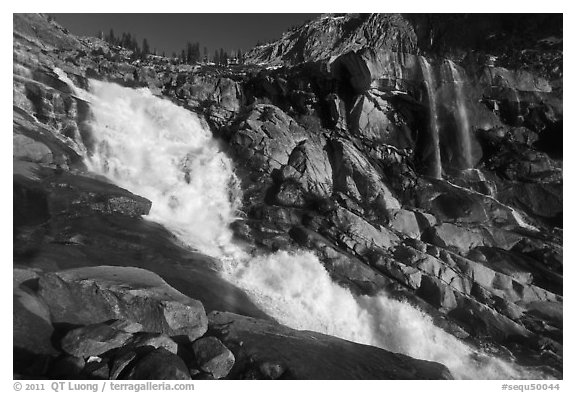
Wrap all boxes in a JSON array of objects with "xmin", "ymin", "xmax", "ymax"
[{"xmin": 13, "ymin": 13, "xmax": 562, "ymax": 379}]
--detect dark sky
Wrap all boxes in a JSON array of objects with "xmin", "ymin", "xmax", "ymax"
[{"xmin": 50, "ymin": 14, "xmax": 319, "ymax": 57}]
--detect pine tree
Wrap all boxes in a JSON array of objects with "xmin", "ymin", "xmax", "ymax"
[
  {"xmin": 186, "ymin": 42, "xmax": 192, "ymax": 64},
  {"xmin": 142, "ymin": 38, "xmax": 150, "ymax": 56},
  {"xmin": 219, "ymin": 48, "xmax": 225, "ymax": 65},
  {"xmin": 192, "ymin": 42, "xmax": 200, "ymax": 63}
]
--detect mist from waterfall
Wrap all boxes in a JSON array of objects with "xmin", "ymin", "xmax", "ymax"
[
  {"xmin": 67, "ymin": 76, "xmax": 547, "ymax": 380},
  {"xmin": 418, "ymin": 57, "xmax": 443, "ymax": 179}
]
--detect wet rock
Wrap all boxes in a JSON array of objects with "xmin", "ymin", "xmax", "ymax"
[
  {"xmin": 38, "ymin": 266, "xmax": 208, "ymax": 341},
  {"xmin": 45, "ymin": 171, "xmax": 152, "ymax": 218},
  {"xmin": 291, "ymin": 226, "xmax": 393, "ymax": 295},
  {"xmin": 209, "ymin": 311, "xmax": 453, "ymax": 379},
  {"xmin": 191, "ymin": 336, "xmax": 235, "ymax": 379}
]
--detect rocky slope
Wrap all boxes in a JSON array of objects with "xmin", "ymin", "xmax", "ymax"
[{"xmin": 14, "ymin": 13, "xmax": 562, "ymax": 379}]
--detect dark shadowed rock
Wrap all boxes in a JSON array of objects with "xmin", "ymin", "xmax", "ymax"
[
  {"xmin": 127, "ymin": 333, "xmax": 179, "ymax": 354},
  {"xmin": 191, "ymin": 336, "xmax": 235, "ymax": 379},
  {"xmin": 208, "ymin": 311, "xmax": 453, "ymax": 379},
  {"xmin": 110, "ymin": 351, "xmax": 138, "ymax": 380},
  {"xmin": 38, "ymin": 266, "xmax": 208, "ymax": 341},
  {"xmin": 13, "ymin": 270, "xmax": 57, "ymax": 376},
  {"xmin": 259, "ymin": 361, "xmax": 286, "ymax": 379},
  {"xmin": 126, "ymin": 348, "xmax": 191, "ymax": 380},
  {"xmin": 82, "ymin": 358, "xmax": 110, "ymax": 379},
  {"xmin": 48, "ymin": 355, "xmax": 86, "ymax": 379}
]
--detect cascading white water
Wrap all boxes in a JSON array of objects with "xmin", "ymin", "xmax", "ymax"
[
  {"xmin": 510, "ymin": 88, "xmax": 523, "ymax": 124},
  {"xmin": 67, "ymin": 76, "xmax": 547, "ymax": 380},
  {"xmin": 418, "ymin": 57, "xmax": 443, "ymax": 179},
  {"xmin": 446, "ymin": 60, "xmax": 473, "ymax": 169}
]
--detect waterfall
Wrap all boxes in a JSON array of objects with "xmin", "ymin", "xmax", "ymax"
[
  {"xmin": 446, "ymin": 60, "xmax": 473, "ymax": 169},
  {"xmin": 64, "ymin": 75, "xmax": 547, "ymax": 380},
  {"xmin": 418, "ymin": 57, "xmax": 442, "ymax": 179},
  {"xmin": 511, "ymin": 88, "xmax": 523, "ymax": 125}
]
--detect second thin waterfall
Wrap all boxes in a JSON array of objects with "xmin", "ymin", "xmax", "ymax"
[
  {"xmin": 447, "ymin": 60, "xmax": 473, "ymax": 169},
  {"xmin": 418, "ymin": 56, "xmax": 442, "ymax": 179}
]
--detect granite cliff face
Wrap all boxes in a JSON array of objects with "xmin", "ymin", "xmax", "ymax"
[{"xmin": 14, "ymin": 13, "xmax": 562, "ymax": 380}]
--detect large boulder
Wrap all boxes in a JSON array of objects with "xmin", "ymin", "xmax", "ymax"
[
  {"xmin": 226, "ymin": 104, "xmax": 308, "ymax": 173},
  {"xmin": 330, "ymin": 49, "xmax": 421, "ymax": 93},
  {"xmin": 126, "ymin": 348, "xmax": 191, "ymax": 380},
  {"xmin": 38, "ymin": 266, "xmax": 208, "ymax": 341},
  {"xmin": 348, "ymin": 91, "xmax": 415, "ymax": 147},
  {"xmin": 325, "ymin": 207, "xmax": 400, "ymax": 255},
  {"xmin": 388, "ymin": 209, "xmax": 421, "ymax": 238},
  {"xmin": 279, "ymin": 136, "xmax": 333, "ymax": 200},
  {"xmin": 330, "ymin": 138, "xmax": 400, "ymax": 212},
  {"xmin": 14, "ymin": 166, "xmax": 152, "ymax": 223},
  {"xmin": 61, "ymin": 322, "xmax": 133, "ymax": 358},
  {"xmin": 13, "ymin": 134, "xmax": 54, "ymax": 164},
  {"xmin": 44, "ymin": 171, "xmax": 152, "ymax": 218},
  {"xmin": 422, "ymin": 223, "xmax": 523, "ymax": 254},
  {"xmin": 208, "ymin": 311, "xmax": 453, "ymax": 379},
  {"xmin": 191, "ymin": 336, "xmax": 235, "ymax": 379},
  {"xmin": 497, "ymin": 182, "xmax": 562, "ymax": 223},
  {"xmin": 13, "ymin": 269, "xmax": 57, "ymax": 375}
]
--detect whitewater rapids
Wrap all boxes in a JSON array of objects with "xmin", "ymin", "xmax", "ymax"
[{"xmin": 71, "ymin": 78, "xmax": 544, "ymax": 380}]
